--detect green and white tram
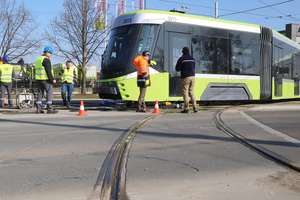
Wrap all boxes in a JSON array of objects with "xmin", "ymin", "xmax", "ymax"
[{"xmin": 97, "ymin": 10, "xmax": 300, "ymax": 102}]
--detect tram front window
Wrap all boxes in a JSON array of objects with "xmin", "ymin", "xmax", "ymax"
[{"xmin": 101, "ymin": 24, "xmax": 159, "ymax": 79}]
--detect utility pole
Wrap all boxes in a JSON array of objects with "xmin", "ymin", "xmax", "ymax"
[
  {"xmin": 136, "ymin": 0, "xmax": 145, "ymax": 10},
  {"xmin": 214, "ymin": 0, "xmax": 219, "ymax": 18}
]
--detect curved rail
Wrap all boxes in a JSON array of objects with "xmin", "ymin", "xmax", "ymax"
[{"xmin": 214, "ymin": 109, "xmax": 300, "ymax": 173}]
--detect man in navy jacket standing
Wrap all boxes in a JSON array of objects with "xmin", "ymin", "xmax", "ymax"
[{"xmin": 176, "ymin": 47, "xmax": 198, "ymax": 113}]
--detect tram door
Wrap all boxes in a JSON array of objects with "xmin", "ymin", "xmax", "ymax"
[{"xmin": 168, "ymin": 32, "xmax": 191, "ymax": 97}]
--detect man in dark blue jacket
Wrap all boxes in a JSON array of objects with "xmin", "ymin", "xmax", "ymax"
[{"xmin": 176, "ymin": 47, "xmax": 198, "ymax": 113}]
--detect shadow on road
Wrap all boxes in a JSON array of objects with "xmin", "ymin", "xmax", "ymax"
[
  {"xmin": 0, "ymin": 118, "xmax": 299, "ymax": 148},
  {"xmin": 139, "ymin": 131, "xmax": 300, "ymax": 148},
  {"xmin": 0, "ymin": 118, "xmax": 128, "ymax": 133}
]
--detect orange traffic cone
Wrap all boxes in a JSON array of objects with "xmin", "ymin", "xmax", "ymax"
[
  {"xmin": 152, "ymin": 100, "xmax": 160, "ymax": 114},
  {"xmin": 78, "ymin": 100, "xmax": 87, "ymax": 116}
]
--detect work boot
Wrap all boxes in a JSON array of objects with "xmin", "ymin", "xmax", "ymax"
[
  {"xmin": 36, "ymin": 105, "xmax": 44, "ymax": 114},
  {"xmin": 66, "ymin": 101, "xmax": 71, "ymax": 109},
  {"xmin": 181, "ymin": 109, "xmax": 190, "ymax": 114},
  {"xmin": 62, "ymin": 93, "xmax": 67, "ymax": 106},
  {"xmin": 47, "ymin": 106, "xmax": 58, "ymax": 114}
]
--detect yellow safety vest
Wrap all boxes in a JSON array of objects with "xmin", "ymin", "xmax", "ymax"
[
  {"xmin": 35, "ymin": 56, "xmax": 53, "ymax": 80},
  {"xmin": 62, "ymin": 67, "xmax": 75, "ymax": 84},
  {"xmin": 0, "ymin": 64, "xmax": 13, "ymax": 83}
]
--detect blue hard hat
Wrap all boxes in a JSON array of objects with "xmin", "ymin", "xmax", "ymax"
[
  {"xmin": 43, "ymin": 46, "xmax": 54, "ymax": 54},
  {"xmin": 2, "ymin": 55, "xmax": 9, "ymax": 63}
]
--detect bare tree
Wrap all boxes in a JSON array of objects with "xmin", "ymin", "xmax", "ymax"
[
  {"xmin": 0, "ymin": 0, "xmax": 40, "ymax": 61},
  {"xmin": 47, "ymin": 0, "xmax": 109, "ymax": 94}
]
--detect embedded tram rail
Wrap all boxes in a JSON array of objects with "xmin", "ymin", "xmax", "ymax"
[
  {"xmin": 214, "ymin": 108, "xmax": 300, "ymax": 173},
  {"xmin": 87, "ymin": 105, "xmax": 300, "ymax": 200},
  {"xmin": 88, "ymin": 115, "xmax": 158, "ymax": 200}
]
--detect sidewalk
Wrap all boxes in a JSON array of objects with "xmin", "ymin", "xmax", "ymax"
[{"xmin": 221, "ymin": 107, "xmax": 300, "ymax": 170}]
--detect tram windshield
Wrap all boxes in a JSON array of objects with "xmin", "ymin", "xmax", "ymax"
[{"xmin": 101, "ymin": 24, "xmax": 159, "ymax": 79}]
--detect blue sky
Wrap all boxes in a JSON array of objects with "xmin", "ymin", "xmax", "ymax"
[{"xmin": 15, "ymin": 0, "xmax": 300, "ymax": 63}]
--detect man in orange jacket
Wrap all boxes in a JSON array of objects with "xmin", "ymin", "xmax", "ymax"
[{"xmin": 132, "ymin": 51, "xmax": 151, "ymax": 112}]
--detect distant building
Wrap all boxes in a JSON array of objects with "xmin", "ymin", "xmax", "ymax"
[
  {"xmin": 280, "ymin": 24, "xmax": 300, "ymax": 44},
  {"xmin": 86, "ymin": 65, "xmax": 97, "ymax": 79},
  {"xmin": 286, "ymin": 24, "xmax": 300, "ymax": 44}
]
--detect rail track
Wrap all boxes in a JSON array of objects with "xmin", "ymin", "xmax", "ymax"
[
  {"xmin": 88, "ymin": 107, "xmax": 299, "ymax": 200},
  {"xmin": 88, "ymin": 115, "xmax": 157, "ymax": 200},
  {"xmin": 214, "ymin": 108, "xmax": 300, "ymax": 173}
]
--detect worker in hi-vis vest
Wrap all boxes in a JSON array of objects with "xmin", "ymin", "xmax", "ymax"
[
  {"xmin": 0, "ymin": 55, "xmax": 14, "ymax": 108},
  {"xmin": 34, "ymin": 46, "xmax": 58, "ymax": 114},
  {"xmin": 60, "ymin": 60, "xmax": 77, "ymax": 108}
]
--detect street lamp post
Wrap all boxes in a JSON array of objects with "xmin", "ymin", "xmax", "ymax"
[{"xmin": 215, "ymin": 0, "xmax": 219, "ymax": 18}]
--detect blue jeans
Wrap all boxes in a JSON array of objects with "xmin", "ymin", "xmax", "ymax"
[
  {"xmin": 0, "ymin": 83, "xmax": 12, "ymax": 107},
  {"xmin": 61, "ymin": 83, "xmax": 74, "ymax": 105}
]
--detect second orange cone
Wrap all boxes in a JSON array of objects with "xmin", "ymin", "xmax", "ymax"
[
  {"xmin": 78, "ymin": 100, "xmax": 87, "ymax": 116},
  {"xmin": 152, "ymin": 100, "xmax": 160, "ymax": 114}
]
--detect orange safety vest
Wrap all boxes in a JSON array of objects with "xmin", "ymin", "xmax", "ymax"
[{"xmin": 132, "ymin": 55, "xmax": 150, "ymax": 76}]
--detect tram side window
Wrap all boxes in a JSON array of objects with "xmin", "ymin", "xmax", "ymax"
[
  {"xmin": 273, "ymin": 39, "xmax": 294, "ymax": 79},
  {"xmin": 229, "ymin": 31, "xmax": 260, "ymax": 75},
  {"xmin": 192, "ymin": 35, "xmax": 210, "ymax": 73},
  {"xmin": 293, "ymin": 52, "xmax": 300, "ymax": 78},
  {"xmin": 273, "ymin": 45, "xmax": 282, "ymax": 77},
  {"xmin": 192, "ymin": 35, "xmax": 230, "ymax": 74},
  {"xmin": 282, "ymin": 46, "xmax": 293, "ymax": 79}
]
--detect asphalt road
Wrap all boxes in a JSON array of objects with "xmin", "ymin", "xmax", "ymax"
[
  {"xmin": 127, "ymin": 111, "xmax": 300, "ymax": 200},
  {"xmin": 0, "ymin": 105, "xmax": 299, "ymax": 200},
  {"xmin": 0, "ymin": 110, "xmax": 146, "ymax": 200},
  {"xmin": 246, "ymin": 110, "xmax": 300, "ymax": 141}
]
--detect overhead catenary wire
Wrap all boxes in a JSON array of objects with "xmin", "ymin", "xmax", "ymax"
[
  {"xmin": 157, "ymin": 0, "xmax": 299, "ymax": 21},
  {"xmin": 107, "ymin": 0, "xmax": 298, "ymax": 22},
  {"xmin": 219, "ymin": 0, "xmax": 296, "ymax": 17},
  {"xmin": 257, "ymin": 0, "xmax": 300, "ymax": 21}
]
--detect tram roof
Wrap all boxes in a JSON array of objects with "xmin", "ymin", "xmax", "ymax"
[
  {"xmin": 113, "ymin": 10, "xmax": 300, "ymax": 49},
  {"xmin": 113, "ymin": 9, "xmax": 261, "ymax": 33}
]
